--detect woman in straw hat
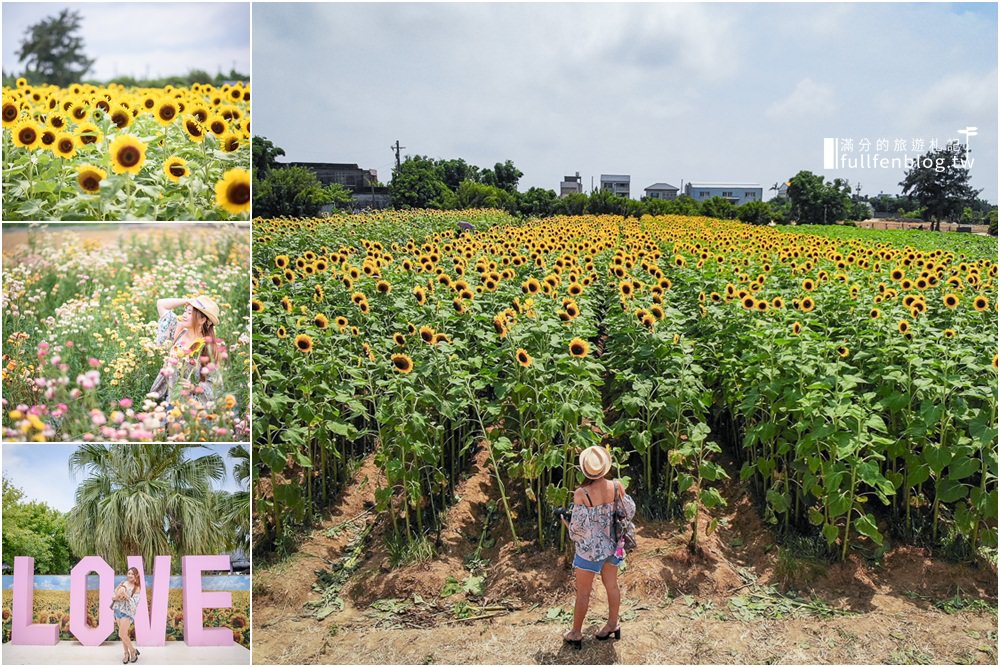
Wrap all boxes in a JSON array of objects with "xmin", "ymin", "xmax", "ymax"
[
  {"xmin": 149, "ymin": 295, "xmax": 224, "ymax": 405},
  {"xmin": 559, "ymin": 445, "xmax": 636, "ymax": 649}
]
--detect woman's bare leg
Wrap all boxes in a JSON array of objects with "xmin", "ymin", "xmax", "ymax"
[
  {"xmin": 599, "ymin": 562, "xmax": 620, "ymax": 633},
  {"xmin": 565, "ymin": 568, "xmax": 596, "ymax": 640},
  {"xmin": 117, "ymin": 617, "xmax": 133, "ymax": 659}
]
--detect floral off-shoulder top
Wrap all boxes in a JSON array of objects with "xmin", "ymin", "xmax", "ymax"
[
  {"xmin": 567, "ymin": 479, "xmax": 637, "ymax": 562},
  {"xmin": 148, "ymin": 310, "xmax": 222, "ymax": 405}
]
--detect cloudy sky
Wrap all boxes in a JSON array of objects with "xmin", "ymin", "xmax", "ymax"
[
  {"xmin": 3, "ymin": 444, "xmax": 246, "ymax": 513},
  {"xmin": 254, "ymin": 2, "xmax": 997, "ymax": 202},
  {"xmin": 2, "ymin": 3, "xmax": 250, "ymax": 82}
]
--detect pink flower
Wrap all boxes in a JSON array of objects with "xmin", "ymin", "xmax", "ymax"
[
  {"xmin": 51, "ymin": 355, "xmax": 61, "ymax": 365},
  {"xmin": 88, "ymin": 358, "xmax": 101, "ymax": 368},
  {"xmin": 90, "ymin": 411, "xmax": 107, "ymax": 427},
  {"xmin": 82, "ymin": 433, "xmax": 95, "ymax": 441},
  {"xmin": 119, "ymin": 398, "xmax": 133, "ymax": 409},
  {"xmin": 65, "ymin": 341, "xmax": 74, "ymax": 348},
  {"xmin": 70, "ymin": 389, "xmax": 82, "ymax": 399}
]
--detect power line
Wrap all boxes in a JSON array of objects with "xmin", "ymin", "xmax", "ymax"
[{"xmin": 390, "ymin": 140, "xmax": 405, "ymax": 171}]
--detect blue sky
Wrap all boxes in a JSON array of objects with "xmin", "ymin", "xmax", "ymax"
[
  {"xmin": 253, "ymin": 2, "xmax": 997, "ymax": 202},
  {"xmin": 2, "ymin": 2, "xmax": 250, "ymax": 81},
  {"xmin": 2, "ymin": 444, "xmax": 247, "ymax": 513}
]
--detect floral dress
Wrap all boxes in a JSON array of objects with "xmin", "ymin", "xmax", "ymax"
[
  {"xmin": 111, "ymin": 583, "xmax": 140, "ymax": 620},
  {"xmin": 149, "ymin": 310, "xmax": 222, "ymax": 405},
  {"xmin": 567, "ymin": 480, "xmax": 637, "ymax": 562}
]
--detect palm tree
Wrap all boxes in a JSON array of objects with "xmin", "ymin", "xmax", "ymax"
[
  {"xmin": 221, "ymin": 444, "xmax": 251, "ymax": 554},
  {"xmin": 66, "ymin": 444, "xmax": 227, "ymax": 571}
]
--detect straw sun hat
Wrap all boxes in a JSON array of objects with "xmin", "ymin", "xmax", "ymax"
[
  {"xmin": 579, "ymin": 445, "xmax": 613, "ymax": 480},
  {"xmin": 187, "ymin": 295, "xmax": 221, "ymax": 326}
]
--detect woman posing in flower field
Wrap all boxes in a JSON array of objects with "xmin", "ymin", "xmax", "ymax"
[{"xmin": 150, "ymin": 295, "xmax": 225, "ymax": 406}]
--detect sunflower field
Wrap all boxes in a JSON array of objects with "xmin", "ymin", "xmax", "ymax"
[
  {"xmin": 1, "ymin": 225, "xmax": 251, "ymax": 442},
  {"xmin": 2, "ymin": 79, "xmax": 250, "ymax": 220},
  {"xmin": 252, "ymin": 210, "xmax": 998, "ymax": 560}
]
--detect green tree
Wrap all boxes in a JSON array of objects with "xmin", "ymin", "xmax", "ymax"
[
  {"xmin": 518, "ymin": 187, "xmax": 558, "ymax": 217},
  {"xmin": 786, "ymin": 171, "xmax": 853, "ymax": 225},
  {"xmin": 586, "ymin": 188, "xmax": 628, "ymax": 215},
  {"xmin": 253, "ymin": 166, "xmax": 351, "ymax": 218},
  {"xmin": 2, "ymin": 478, "xmax": 73, "ymax": 574},
  {"xmin": 737, "ymin": 200, "xmax": 773, "ymax": 226},
  {"xmin": 16, "ymin": 9, "xmax": 95, "ymax": 86},
  {"xmin": 390, "ymin": 156, "xmax": 454, "ymax": 209},
  {"xmin": 481, "ymin": 160, "xmax": 523, "ymax": 193},
  {"xmin": 221, "ymin": 445, "xmax": 250, "ymax": 555},
  {"xmin": 66, "ymin": 444, "xmax": 228, "ymax": 572},
  {"xmin": 900, "ymin": 143, "xmax": 981, "ymax": 231},
  {"xmin": 436, "ymin": 158, "xmax": 481, "ymax": 191},
  {"xmin": 455, "ymin": 180, "xmax": 514, "ymax": 211},
  {"xmin": 252, "ymin": 136, "xmax": 286, "ymax": 177},
  {"xmin": 700, "ymin": 196, "xmax": 738, "ymax": 220}
]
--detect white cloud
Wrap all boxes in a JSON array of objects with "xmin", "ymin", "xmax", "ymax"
[
  {"xmin": 893, "ymin": 70, "xmax": 998, "ymax": 131},
  {"xmin": 766, "ymin": 78, "xmax": 836, "ymax": 120}
]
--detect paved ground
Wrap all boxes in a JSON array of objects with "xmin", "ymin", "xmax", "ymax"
[{"xmin": 1, "ymin": 641, "xmax": 250, "ymax": 665}]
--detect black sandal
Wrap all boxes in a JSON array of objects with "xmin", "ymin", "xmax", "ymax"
[
  {"xmin": 596, "ymin": 627, "xmax": 621, "ymax": 641},
  {"xmin": 130, "ymin": 649, "xmax": 140, "ymax": 662}
]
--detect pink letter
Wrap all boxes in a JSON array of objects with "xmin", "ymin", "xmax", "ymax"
[
  {"xmin": 11, "ymin": 557, "xmax": 58, "ymax": 645},
  {"xmin": 181, "ymin": 555, "xmax": 233, "ymax": 646},
  {"xmin": 128, "ymin": 555, "xmax": 171, "ymax": 646},
  {"xmin": 69, "ymin": 556, "xmax": 115, "ymax": 646}
]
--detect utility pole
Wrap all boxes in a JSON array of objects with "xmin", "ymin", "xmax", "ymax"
[{"xmin": 391, "ymin": 140, "xmax": 405, "ymax": 171}]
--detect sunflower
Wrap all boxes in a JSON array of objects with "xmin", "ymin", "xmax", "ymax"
[
  {"xmin": 207, "ymin": 115, "xmax": 228, "ymax": 136},
  {"xmin": 12, "ymin": 120, "xmax": 40, "ymax": 149},
  {"xmin": 836, "ymin": 345, "xmax": 849, "ymax": 358},
  {"xmin": 799, "ymin": 296, "xmax": 815, "ymax": 312},
  {"xmin": 943, "ymin": 328, "xmax": 956, "ymax": 339},
  {"xmin": 741, "ymin": 296, "xmax": 755, "ymax": 310},
  {"xmin": 183, "ymin": 117, "xmax": 206, "ymax": 142},
  {"xmin": 314, "ymin": 313, "xmax": 329, "ymax": 329},
  {"xmin": 791, "ymin": 322, "xmax": 802, "ymax": 335},
  {"xmin": 802, "ymin": 278, "xmax": 815, "ymax": 291},
  {"xmin": 973, "ymin": 295, "xmax": 989, "ymax": 312},
  {"xmin": 294, "ymin": 334, "xmax": 313, "ymax": 353},
  {"xmin": 214, "ymin": 168, "xmax": 251, "ymax": 215},
  {"xmin": 755, "ymin": 300, "xmax": 769, "ymax": 312},
  {"xmin": 413, "ymin": 286, "xmax": 427, "ymax": 305},
  {"xmin": 771, "ymin": 297, "xmax": 784, "ymax": 309},
  {"xmin": 569, "ymin": 337, "xmax": 589, "ymax": 358},
  {"xmin": 642, "ymin": 313, "xmax": 657, "ymax": 328},
  {"xmin": 419, "ymin": 325, "xmax": 435, "ymax": 344},
  {"xmin": 276, "ymin": 326, "xmax": 287, "ymax": 339},
  {"xmin": 1, "ymin": 100, "xmax": 20, "ymax": 127},
  {"xmin": 109, "ymin": 134, "xmax": 147, "ymax": 175},
  {"xmin": 897, "ymin": 319, "xmax": 910, "ymax": 334},
  {"xmin": 453, "ymin": 298, "xmax": 466, "ymax": 313},
  {"xmin": 522, "ymin": 278, "xmax": 541, "ymax": 294},
  {"xmin": 275, "ymin": 255, "xmax": 290, "ymax": 269},
  {"xmin": 433, "ymin": 333, "xmax": 451, "ymax": 345},
  {"xmin": 109, "ymin": 105, "xmax": 131, "ymax": 129},
  {"xmin": 994, "ymin": 353, "xmax": 998, "ymax": 370},
  {"xmin": 53, "ymin": 132, "xmax": 78, "ymax": 159},
  {"xmin": 163, "ymin": 156, "xmax": 189, "ymax": 182},
  {"xmin": 376, "ymin": 280, "xmax": 391, "ymax": 294},
  {"xmin": 219, "ymin": 132, "xmax": 241, "ymax": 152},
  {"xmin": 869, "ymin": 308, "xmax": 880, "ymax": 319},
  {"xmin": 251, "ymin": 298, "xmax": 264, "ymax": 313},
  {"xmin": 155, "ymin": 98, "xmax": 179, "ymax": 125},
  {"xmin": 393, "ymin": 332, "xmax": 406, "ymax": 347},
  {"xmin": 516, "ymin": 348, "xmax": 533, "ymax": 367},
  {"xmin": 76, "ymin": 121, "xmax": 102, "ymax": 146},
  {"xmin": 391, "ymin": 354, "xmax": 414, "ymax": 374},
  {"xmin": 568, "ymin": 282, "xmax": 583, "ymax": 296},
  {"xmin": 280, "ymin": 296, "xmax": 293, "ymax": 313},
  {"xmin": 335, "ymin": 316, "xmax": 349, "ymax": 331},
  {"xmin": 76, "ymin": 164, "xmax": 106, "ymax": 194}
]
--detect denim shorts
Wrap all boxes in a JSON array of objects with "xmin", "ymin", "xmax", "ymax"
[
  {"xmin": 573, "ymin": 553, "xmax": 623, "ymax": 573},
  {"xmin": 114, "ymin": 610, "xmax": 133, "ymax": 621}
]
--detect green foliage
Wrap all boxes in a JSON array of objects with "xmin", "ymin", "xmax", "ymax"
[
  {"xmin": 701, "ymin": 196, "xmax": 738, "ymax": 220},
  {"xmin": 254, "ymin": 166, "xmax": 351, "ymax": 218},
  {"xmin": 786, "ymin": 171, "xmax": 855, "ymax": 225},
  {"xmin": 738, "ymin": 200, "xmax": 774, "ymax": 226},
  {"xmin": 2, "ymin": 478, "xmax": 73, "ymax": 574},
  {"xmin": 389, "ymin": 155, "xmax": 455, "ymax": 209},
  {"xmin": 15, "ymin": 9, "xmax": 95, "ymax": 86},
  {"xmin": 252, "ymin": 136, "xmax": 286, "ymax": 177},
  {"xmin": 900, "ymin": 143, "xmax": 982, "ymax": 228}
]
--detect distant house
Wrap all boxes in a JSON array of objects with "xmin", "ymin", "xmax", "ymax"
[
  {"xmin": 600, "ymin": 174, "xmax": 630, "ymax": 198},
  {"xmin": 560, "ymin": 172, "xmax": 584, "ymax": 197},
  {"xmin": 684, "ymin": 182, "xmax": 763, "ymax": 206},
  {"xmin": 643, "ymin": 183, "xmax": 680, "ymax": 200},
  {"xmin": 283, "ymin": 162, "xmax": 377, "ymax": 191}
]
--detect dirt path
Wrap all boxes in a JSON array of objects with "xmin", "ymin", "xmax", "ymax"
[
  {"xmin": 1, "ymin": 222, "xmax": 248, "ymax": 250},
  {"xmin": 252, "ymin": 445, "xmax": 999, "ymax": 664}
]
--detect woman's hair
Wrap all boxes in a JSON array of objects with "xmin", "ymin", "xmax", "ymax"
[
  {"xmin": 126, "ymin": 566, "xmax": 140, "ymax": 585},
  {"xmin": 191, "ymin": 308, "xmax": 221, "ymax": 366}
]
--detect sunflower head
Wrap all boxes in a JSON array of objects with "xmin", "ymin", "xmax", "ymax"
[
  {"xmin": 391, "ymin": 354, "xmax": 414, "ymax": 374},
  {"xmin": 294, "ymin": 334, "xmax": 313, "ymax": 353},
  {"xmin": 568, "ymin": 337, "xmax": 589, "ymax": 358},
  {"xmin": 109, "ymin": 134, "xmax": 147, "ymax": 175},
  {"xmin": 53, "ymin": 132, "xmax": 77, "ymax": 159},
  {"xmin": 76, "ymin": 164, "xmax": 106, "ymax": 194},
  {"xmin": 516, "ymin": 348, "xmax": 533, "ymax": 367},
  {"xmin": 214, "ymin": 168, "xmax": 251, "ymax": 215},
  {"xmin": 12, "ymin": 120, "xmax": 40, "ymax": 149},
  {"xmin": 163, "ymin": 156, "xmax": 189, "ymax": 182}
]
